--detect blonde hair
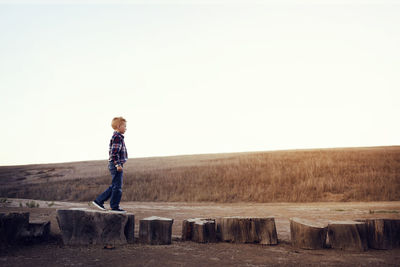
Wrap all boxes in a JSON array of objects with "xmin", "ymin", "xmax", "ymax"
[{"xmin": 111, "ymin": 117, "xmax": 127, "ymax": 130}]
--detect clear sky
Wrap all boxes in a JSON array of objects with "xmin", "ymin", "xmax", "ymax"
[{"xmin": 1, "ymin": 0, "xmax": 399, "ymax": 166}]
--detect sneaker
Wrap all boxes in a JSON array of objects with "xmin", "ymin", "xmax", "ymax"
[
  {"xmin": 110, "ymin": 208, "xmax": 126, "ymax": 213},
  {"xmin": 92, "ymin": 200, "xmax": 106, "ymax": 211}
]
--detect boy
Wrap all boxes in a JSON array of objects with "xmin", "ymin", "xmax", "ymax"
[{"xmin": 92, "ymin": 117, "xmax": 128, "ymax": 213}]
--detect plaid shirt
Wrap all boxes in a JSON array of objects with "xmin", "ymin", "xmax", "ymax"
[{"xmin": 109, "ymin": 131, "xmax": 128, "ymax": 165}]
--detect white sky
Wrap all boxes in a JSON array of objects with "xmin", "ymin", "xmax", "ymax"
[{"xmin": 1, "ymin": 0, "xmax": 399, "ymax": 166}]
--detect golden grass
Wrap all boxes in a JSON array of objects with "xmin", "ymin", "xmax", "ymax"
[{"xmin": 0, "ymin": 146, "xmax": 399, "ymax": 202}]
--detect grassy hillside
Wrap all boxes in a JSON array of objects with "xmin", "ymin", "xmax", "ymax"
[{"xmin": 0, "ymin": 146, "xmax": 399, "ymax": 202}]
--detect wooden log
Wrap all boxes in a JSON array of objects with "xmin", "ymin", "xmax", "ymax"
[
  {"xmin": 0, "ymin": 212, "xmax": 51, "ymax": 245},
  {"xmin": 139, "ymin": 216, "xmax": 173, "ymax": 245},
  {"xmin": 124, "ymin": 214, "xmax": 135, "ymax": 244},
  {"xmin": 216, "ymin": 217, "xmax": 277, "ymax": 245},
  {"xmin": 357, "ymin": 219, "xmax": 400, "ymax": 249},
  {"xmin": 327, "ymin": 221, "xmax": 368, "ymax": 251},
  {"xmin": 56, "ymin": 208, "xmax": 134, "ymax": 245},
  {"xmin": 193, "ymin": 219, "xmax": 216, "ymax": 243},
  {"xmin": 182, "ymin": 219, "xmax": 194, "ymax": 241},
  {"xmin": 392, "ymin": 219, "xmax": 400, "ymax": 248},
  {"xmin": 0, "ymin": 212, "xmax": 29, "ymax": 245},
  {"xmin": 182, "ymin": 218, "xmax": 216, "ymax": 243},
  {"xmin": 21, "ymin": 220, "xmax": 51, "ymax": 243},
  {"xmin": 290, "ymin": 218, "xmax": 327, "ymax": 249}
]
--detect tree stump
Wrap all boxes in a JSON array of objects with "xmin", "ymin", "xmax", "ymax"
[
  {"xmin": 290, "ymin": 218, "xmax": 328, "ymax": 249},
  {"xmin": 56, "ymin": 208, "xmax": 134, "ymax": 245},
  {"xmin": 216, "ymin": 217, "xmax": 278, "ymax": 245},
  {"xmin": 327, "ymin": 221, "xmax": 368, "ymax": 251},
  {"xmin": 358, "ymin": 219, "xmax": 400, "ymax": 249},
  {"xmin": 182, "ymin": 218, "xmax": 216, "ymax": 243},
  {"xmin": 139, "ymin": 216, "xmax": 173, "ymax": 245},
  {"xmin": 124, "ymin": 214, "xmax": 135, "ymax": 244},
  {"xmin": 0, "ymin": 212, "xmax": 29, "ymax": 245},
  {"xmin": 21, "ymin": 220, "xmax": 51, "ymax": 243},
  {"xmin": 0, "ymin": 212, "xmax": 51, "ymax": 246}
]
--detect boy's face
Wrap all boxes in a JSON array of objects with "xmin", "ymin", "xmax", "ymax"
[{"xmin": 117, "ymin": 122, "xmax": 127, "ymax": 134}]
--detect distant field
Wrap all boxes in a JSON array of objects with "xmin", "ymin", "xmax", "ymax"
[{"xmin": 0, "ymin": 146, "xmax": 399, "ymax": 202}]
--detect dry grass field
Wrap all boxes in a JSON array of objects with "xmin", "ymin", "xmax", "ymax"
[{"xmin": 0, "ymin": 146, "xmax": 399, "ymax": 203}]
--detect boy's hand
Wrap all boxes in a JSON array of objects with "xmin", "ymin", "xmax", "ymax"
[{"xmin": 117, "ymin": 165, "xmax": 123, "ymax": 172}]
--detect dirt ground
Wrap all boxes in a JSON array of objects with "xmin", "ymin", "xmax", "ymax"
[{"xmin": 1, "ymin": 199, "xmax": 400, "ymax": 266}]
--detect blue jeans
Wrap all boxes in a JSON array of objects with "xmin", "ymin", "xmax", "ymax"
[{"xmin": 95, "ymin": 162, "xmax": 123, "ymax": 209}]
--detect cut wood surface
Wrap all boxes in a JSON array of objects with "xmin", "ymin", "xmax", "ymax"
[
  {"xmin": 182, "ymin": 218, "xmax": 216, "ymax": 243},
  {"xmin": 216, "ymin": 217, "xmax": 278, "ymax": 245},
  {"xmin": 327, "ymin": 221, "xmax": 368, "ymax": 251},
  {"xmin": 56, "ymin": 208, "xmax": 134, "ymax": 245},
  {"xmin": 290, "ymin": 218, "xmax": 328, "ymax": 249},
  {"xmin": 139, "ymin": 216, "xmax": 173, "ymax": 245}
]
